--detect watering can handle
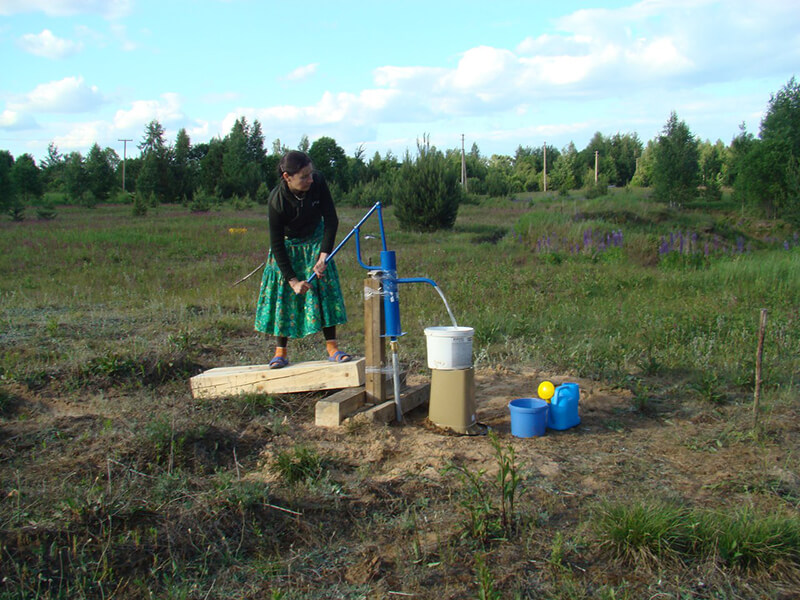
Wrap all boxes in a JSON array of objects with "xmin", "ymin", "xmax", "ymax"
[{"xmin": 551, "ymin": 386, "xmax": 563, "ymax": 406}]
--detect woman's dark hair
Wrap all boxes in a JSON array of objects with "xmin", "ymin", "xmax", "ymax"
[{"xmin": 279, "ymin": 151, "xmax": 312, "ymax": 176}]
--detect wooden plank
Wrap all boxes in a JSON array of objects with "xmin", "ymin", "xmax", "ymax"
[
  {"xmin": 315, "ymin": 388, "xmax": 366, "ymax": 427},
  {"xmin": 190, "ymin": 358, "xmax": 365, "ymax": 399},
  {"xmin": 364, "ymin": 276, "xmax": 386, "ymax": 404},
  {"xmin": 348, "ymin": 383, "xmax": 430, "ymax": 425}
]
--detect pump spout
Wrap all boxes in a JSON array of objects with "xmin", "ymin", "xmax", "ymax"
[
  {"xmin": 396, "ymin": 277, "xmax": 458, "ymax": 329},
  {"xmin": 395, "ymin": 276, "xmax": 438, "ymax": 288}
]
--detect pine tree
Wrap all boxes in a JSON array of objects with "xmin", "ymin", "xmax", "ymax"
[
  {"xmin": 0, "ymin": 150, "xmax": 15, "ymax": 216},
  {"xmin": 172, "ymin": 128, "xmax": 193, "ymax": 201},
  {"xmin": 394, "ymin": 136, "xmax": 462, "ymax": 232},
  {"xmin": 137, "ymin": 120, "xmax": 171, "ymax": 203},
  {"xmin": 85, "ymin": 144, "xmax": 117, "ymax": 202}
]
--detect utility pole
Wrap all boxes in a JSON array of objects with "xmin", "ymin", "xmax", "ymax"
[
  {"xmin": 118, "ymin": 138, "xmax": 132, "ymax": 193},
  {"xmin": 594, "ymin": 150, "xmax": 599, "ymax": 184},
  {"xmin": 543, "ymin": 142, "xmax": 547, "ymax": 192},
  {"xmin": 460, "ymin": 134, "xmax": 467, "ymax": 192}
]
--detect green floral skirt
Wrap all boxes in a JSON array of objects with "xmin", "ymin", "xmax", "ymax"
[{"xmin": 254, "ymin": 223, "xmax": 347, "ymax": 338}]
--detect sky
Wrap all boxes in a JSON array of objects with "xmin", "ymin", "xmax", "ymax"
[{"xmin": 1, "ymin": 0, "xmax": 799, "ymax": 163}]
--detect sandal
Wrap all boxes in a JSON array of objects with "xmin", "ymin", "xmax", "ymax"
[
  {"xmin": 328, "ymin": 350, "xmax": 352, "ymax": 363},
  {"xmin": 268, "ymin": 356, "xmax": 289, "ymax": 369}
]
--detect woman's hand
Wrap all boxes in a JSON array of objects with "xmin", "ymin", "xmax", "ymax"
[
  {"xmin": 288, "ymin": 278, "xmax": 311, "ymax": 295},
  {"xmin": 313, "ymin": 252, "xmax": 329, "ymax": 278}
]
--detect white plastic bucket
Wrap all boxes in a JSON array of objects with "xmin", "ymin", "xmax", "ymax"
[{"xmin": 424, "ymin": 326, "xmax": 474, "ymax": 370}]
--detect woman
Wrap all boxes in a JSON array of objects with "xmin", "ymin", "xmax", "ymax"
[{"xmin": 254, "ymin": 151, "xmax": 350, "ymax": 368}]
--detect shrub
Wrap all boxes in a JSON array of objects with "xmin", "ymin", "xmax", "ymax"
[
  {"xmin": 255, "ymin": 182, "xmax": 270, "ymax": 205},
  {"xmin": 8, "ymin": 202, "xmax": 25, "ymax": 221},
  {"xmin": 585, "ymin": 178, "xmax": 609, "ymax": 199},
  {"xmin": 113, "ymin": 190, "xmax": 134, "ymax": 204},
  {"xmin": 190, "ymin": 188, "xmax": 213, "ymax": 213},
  {"xmin": 132, "ymin": 192, "xmax": 148, "ymax": 216},
  {"xmin": 342, "ymin": 175, "xmax": 397, "ymax": 208},
  {"xmin": 231, "ymin": 194, "xmax": 252, "ymax": 210},
  {"xmin": 79, "ymin": 190, "xmax": 98, "ymax": 209},
  {"xmin": 35, "ymin": 202, "xmax": 57, "ymax": 220}
]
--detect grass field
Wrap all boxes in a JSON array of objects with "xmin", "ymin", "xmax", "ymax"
[{"xmin": 1, "ymin": 190, "xmax": 799, "ymax": 599}]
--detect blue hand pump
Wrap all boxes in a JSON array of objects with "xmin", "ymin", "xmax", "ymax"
[{"xmin": 307, "ymin": 202, "xmax": 442, "ymax": 422}]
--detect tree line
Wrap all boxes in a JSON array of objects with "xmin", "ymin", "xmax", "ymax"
[{"xmin": 0, "ymin": 77, "xmax": 798, "ymax": 229}]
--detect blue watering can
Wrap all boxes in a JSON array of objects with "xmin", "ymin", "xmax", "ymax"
[{"xmin": 547, "ymin": 383, "xmax": 581, "ymax": 430}]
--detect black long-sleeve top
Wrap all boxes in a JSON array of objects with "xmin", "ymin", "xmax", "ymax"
[{"xmin": 267, "ymin": 171, "xmax": 339, "ymax": 283}]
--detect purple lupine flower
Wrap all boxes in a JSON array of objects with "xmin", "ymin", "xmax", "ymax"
[
  {"xmin": 704, "ymin": 242, "xmax": 709, "ymax": 257},
  {"xmin": 784, "ymin": 240, "xmax": 790, "ymax": 250},
  {"xmin": 736, "ymin": 237, "xmax": 744, "ymax": 253}
]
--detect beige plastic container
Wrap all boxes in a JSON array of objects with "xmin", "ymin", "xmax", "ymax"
[{"xmin": 428, "ymin": 367, "xmax": 476, "ymax": 434}]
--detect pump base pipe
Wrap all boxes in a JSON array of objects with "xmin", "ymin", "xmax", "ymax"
[{"xmin": 390, "ymin": 339, "xmax": 403, "ymax": 423}]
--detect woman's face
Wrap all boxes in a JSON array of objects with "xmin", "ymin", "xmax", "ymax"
[{"xmin": 283, "ymin": 165, "xmax": 314, "ymax": 193}]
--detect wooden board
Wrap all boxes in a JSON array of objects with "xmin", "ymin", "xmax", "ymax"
[
  {"xmin": 347, "ymin": 383, "xmax": 430, "ymax": 425},
  {"xmin": 190, "ymin": 358, "xmax": 365, "ymax": 399},
  {"xmin": 315, "ymin": 388, "xmax": 367, "ymax": 427}
]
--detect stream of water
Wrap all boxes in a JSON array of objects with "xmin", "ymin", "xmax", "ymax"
[{"xmin": 434, "ymin": 285, "xmax": 459, "ymax": 328}]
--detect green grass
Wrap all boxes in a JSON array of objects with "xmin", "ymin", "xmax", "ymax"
[
  {"xmin": 0, "ymin": 192, "xmax": 794, "ymax": 356},
  {"xmin": 270, "ymin": 445, "xmax": 328, "ymax": 486},
  {"xmin": 595, "ymin": 499, "xmax": 800, "ymax": 570},
  {"xmin": 2, "ymin": 195, "xmax": 797, "ymax": 405}
]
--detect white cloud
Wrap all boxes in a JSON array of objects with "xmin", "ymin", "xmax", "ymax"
[
  {"xmin": 113, "ymin": 93, "xmax": 185, "ymax": 130},
  {"xmin": 0, "ymin": 0, "xmax": 132, "ymax": 18},
  {"xmin": 206, "ymin": 0, "xmax": 796, "ymax": 155},
  {"xmin": 52, "ymin": 121, "xmax": 110, "ymax": 151},
  {"xmin": 220, "ymin": 86, "xmax": 402, "ymax": 137},
  {"xmin": 284, "ymin": 63, "xmax": 319, "ymax": 82},
  {"xmin": 0, "ymin": 109, "xmax": 38, "ymax": 130},
  {"xmin": 9, "ymin": 76, "xmax": 104, "ymax": 113},
  {"xmin": 187, "ymin": 121, "xmax": 210, "ymax": 141},
  {"xmin": 18, "ymin": 29, "xmax": 82, "ymax": 59},
  {"xmin": 36, "ymin": 95, "xmax": 202, "ymax": 156},
  {"xmin": 628, "ymin": 37, "xmax": 693, "ymax": 74},
  {"xmin": 446, "ymin": 46, "xmax": 518, "ymax": 92}
]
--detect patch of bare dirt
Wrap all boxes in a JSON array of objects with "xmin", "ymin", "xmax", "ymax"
[{"xmin": 251, "ymin": 365, "xmax": 795, "ymax": 517}]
